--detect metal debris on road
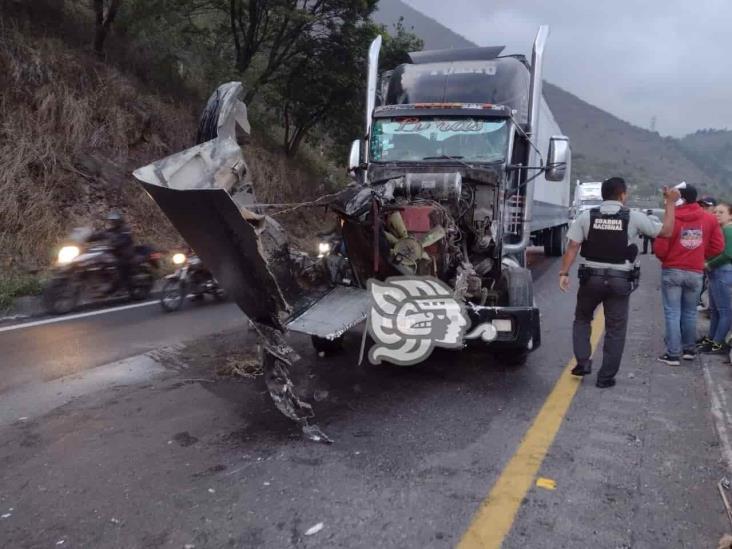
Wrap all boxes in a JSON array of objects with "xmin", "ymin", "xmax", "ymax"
[
  {"xmin": 304, "ymin": 522, "xmax": 324, "ymax": 536},
  {"xmin": 302, "ymin": 424, "xmax": 334, "ymax": 444}
]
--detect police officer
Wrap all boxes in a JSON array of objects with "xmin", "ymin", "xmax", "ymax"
[{"xmin": 559, "ymin": 177, "xmax": 680, "ymax": 388}]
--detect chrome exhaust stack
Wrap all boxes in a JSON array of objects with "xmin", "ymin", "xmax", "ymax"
[
  {"xmin": 363, "ymin": 35, "xmax": 382, "ymax": 164},
  {"xmin": 503, "ymin": 25, "xmax": 549, "ymax": 256}
]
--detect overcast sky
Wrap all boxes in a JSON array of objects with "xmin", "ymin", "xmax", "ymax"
[{"xmin": 404, "ymin": 0, "xmax": 731, "ymax": 137}]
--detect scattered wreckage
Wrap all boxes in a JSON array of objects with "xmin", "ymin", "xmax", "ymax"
[{"xmin": 133, "ymin": 26, "xmax": 571, "ymax": 442}]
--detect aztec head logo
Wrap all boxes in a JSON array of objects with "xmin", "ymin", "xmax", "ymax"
[{"xmin": 367, "ymin": 277, "xmax": 469, "ymax": 366}]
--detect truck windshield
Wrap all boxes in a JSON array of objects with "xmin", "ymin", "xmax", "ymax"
[{"xmin": 370, "ymin": 117, "xmax": 508, "ymax": 163}]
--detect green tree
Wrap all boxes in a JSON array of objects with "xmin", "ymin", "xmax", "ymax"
[
  {"xmin": 277, "ymin": 19, "xmax": 375, "ymax": 156},
  {"xmin": 379, "ymin": 16, "xmax": 423, "ymax": 70},
  {"xmin": 275, "ymin": 16, "xmax": 422, "ymax": 157}
]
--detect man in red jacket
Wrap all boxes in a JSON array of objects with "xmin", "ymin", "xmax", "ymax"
[{"xmin": 654, "ymin": 183, "xmax": 724, "ymax": 365}]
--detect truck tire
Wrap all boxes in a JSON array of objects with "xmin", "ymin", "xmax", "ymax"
[
  {"xmin": 311, "ymin": 335, "xmax": 344, "ymax": 357},
  {"xmin": 504, "ymin": 265, "xmax": 533, "ymax": 307},
  {"xmin": 544, "ymin": 225, "xmax": 567, "ymax": 257},
  {"xmin": 493, "ymin": 266, "xmax": 534, "ymax": 366}
]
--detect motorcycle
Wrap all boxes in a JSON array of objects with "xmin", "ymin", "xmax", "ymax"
[
  {"xmin": 159, "ymin": 251, "xmax": 224, "ymax": 312},
  {"xmin": 43, "ymin": 228, "xmax": 159, "ymax": 314}
]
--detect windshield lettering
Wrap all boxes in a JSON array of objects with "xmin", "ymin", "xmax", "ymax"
[
  {"xmin": 371, "ymin": 117, "xmax": 508, "ymax": 163},
  {"xmin": 396, "ymin": 118, "xmax": 485, "ymax": 133}
]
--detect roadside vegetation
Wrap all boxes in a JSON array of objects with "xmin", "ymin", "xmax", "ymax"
[{"xmin": 0, "ymin": 273, "xmax": 43, "ymax": 312}]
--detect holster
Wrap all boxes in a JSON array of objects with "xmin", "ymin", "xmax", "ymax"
[{"xmin": 630, "ymin": 265, "xmax": 641, "ymax": 292}]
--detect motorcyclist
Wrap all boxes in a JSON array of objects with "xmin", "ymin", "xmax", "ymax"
[{"xmin": 89, "ymin": 211, "xmax": 134, "ymax": 291}]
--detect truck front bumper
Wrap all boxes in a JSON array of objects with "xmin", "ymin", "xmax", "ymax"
[{"xmin": 465, "ymin": 305, "xmax": 541, "ymax": 351}]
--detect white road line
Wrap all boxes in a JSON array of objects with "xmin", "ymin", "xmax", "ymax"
[
  {"xmin": 703, "ymin": 362, "xmax": 732, "ymax": 473},
  {"xmin": 0, "ymin": 300, "xmax": 159, "ymax": 334}
]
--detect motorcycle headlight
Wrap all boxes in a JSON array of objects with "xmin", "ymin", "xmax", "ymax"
[
  {"xmin": 172, "ymin": 253, "xmax": 187, "ymax": 265},
  {"xmin": 317, "ymin": 242, "xmax": 331, "ymax": 258},
  {"xmin": 57, "ymin": 245, "xmax": 80, "ymax": 265}
]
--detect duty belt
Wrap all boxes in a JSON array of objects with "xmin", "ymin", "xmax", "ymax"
[
  {"xmin": 578, "ymin": 265, "xmax": 641, "ymax": 292},
  {"xmin": 579, "ymin": 266, "xmax": 635, "ymax": 279}
]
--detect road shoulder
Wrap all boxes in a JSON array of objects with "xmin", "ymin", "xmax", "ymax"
[{"xmin": 504, "ymin": 261, "xmax": 732, "ymax": 547}]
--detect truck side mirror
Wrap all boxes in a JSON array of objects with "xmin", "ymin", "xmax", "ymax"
[
  {"xmin": 347, "ymin": 139, "xmax": 361, "ymax": 177},
  {"xmin": 546, "ymin": 135, "xmax": 570, "ymax": 181}
]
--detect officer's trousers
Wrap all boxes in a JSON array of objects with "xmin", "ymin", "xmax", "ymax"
[{"xmin": 573, "ymin": 274, "xmax": 632, "ymax": 382}]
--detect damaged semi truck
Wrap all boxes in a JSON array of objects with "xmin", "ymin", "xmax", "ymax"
[{"xmin": 133, "ymin": 26, "xmax": 570, "ymax": 440}]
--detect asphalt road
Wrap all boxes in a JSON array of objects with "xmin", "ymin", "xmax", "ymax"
[
  {"xmin": 0, "ymin": 300, "xmax": 247, "ymax": 393},
  {"xmin": 0, "ymin": 253, "xmax": 730, "ymax": 548}
]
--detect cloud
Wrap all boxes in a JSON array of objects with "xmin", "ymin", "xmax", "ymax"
[{"xmin": 404, "ymin": 0, "xmax": 731, "ymax": 136}]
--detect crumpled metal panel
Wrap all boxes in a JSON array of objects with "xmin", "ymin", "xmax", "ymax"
[
  {"xmin": 286, "ymin": 286, "xmax": 370, "ymax": 340},
  {"xmin": 138, "ymin": 182, "xmax": 290, "ymax": 330}
]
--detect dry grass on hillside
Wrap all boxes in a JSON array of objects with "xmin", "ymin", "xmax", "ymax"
[
  {"xmin": 0, "ymin": 17, "xmax": 193, "ymax": 271},
  {"xmin": 0, "ymin": 14, "xmax": 334, "ymax": 274}
]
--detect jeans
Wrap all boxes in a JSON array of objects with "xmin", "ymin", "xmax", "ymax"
[
  {"xmin": 708, "ymin": 265, "xmax": 732, "ymax": 343},
  {"xmin": 574, "ymin": 274, "xmax": 632, "ymax": 382},
  {"xmin": 661, "ymin": 268, "xmax": 704, "ymax": 356}
]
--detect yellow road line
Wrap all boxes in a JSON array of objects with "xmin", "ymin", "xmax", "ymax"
[{"xmin": 458, "ymin": 309, "xmax": 606, "ymax": 549}]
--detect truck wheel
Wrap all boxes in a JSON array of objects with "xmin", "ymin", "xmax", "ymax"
[
  {"xmin": 544, "ymin": 225, "xmax": 567, "ymax": 257},
  {"xmin": 504, "ymin": 265, "xmax": 533, "ymax": 307},
  {"xmin": 311, "ymin": 335, "xmax": 343, "ymax": 357},
  {"xmin": 494, "ymin": 266, "xmax": 534, "ymax": 366}
]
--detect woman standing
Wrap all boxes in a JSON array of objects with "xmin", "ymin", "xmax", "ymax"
[{"xmin": 699, "ymin": 202, "xmax": 732, "ymax": 354}]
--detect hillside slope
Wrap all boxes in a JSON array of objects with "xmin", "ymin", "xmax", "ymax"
[
  {"xmin": 373, "ymin": 0, "xmax": 724, "ymax": 197},
  {"xmin": 0, "ymin": 10, "xmax": 327, "ymax": 273},
  {"xmin": 680, "ymin": 129, "xmax": 732, "ymax": 187}
]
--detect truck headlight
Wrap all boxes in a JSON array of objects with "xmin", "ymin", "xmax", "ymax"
[
  {"xmin": 172, "ymin": 253, "xmax": 187, "ymax": 265},
  {"xmin": 57, "ymin": 245, "xmax": 80, "ymax": 265},
  {"xmin": 492, "ymin": 319, "xmax": 513, "ymax": 332},
  {"xmin": 317, "ymin": 242, "xmax": 331, "ymax": 258}
]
